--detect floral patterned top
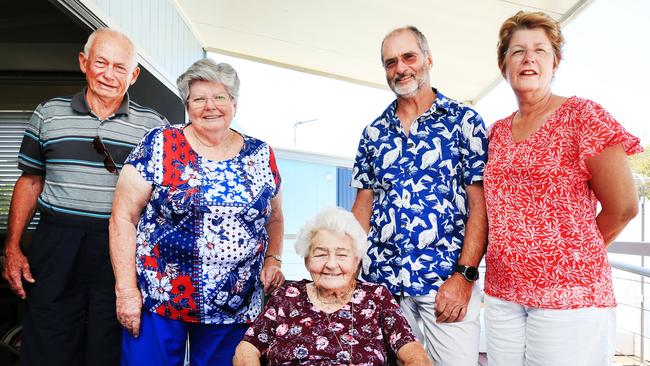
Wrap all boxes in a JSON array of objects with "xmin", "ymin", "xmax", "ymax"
[
  {"xmin": 126, "ymin": 124, "xmax": 281, "ymax": 324},
  {"xmin": 243, "ymin": 280, "xmax": 418, "ymax": 365},
  {"xmin": 351, "ymin": 89, "xmax": 488, "ymax": 297},
  {"xmin": 483, "ymin": 97, "xmax": 642, "ymax": 309}
]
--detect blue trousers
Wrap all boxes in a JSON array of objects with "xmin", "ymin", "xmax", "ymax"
[{"xmin": 121, "ymin": 311, "xmax": 248, "ymax": 366}]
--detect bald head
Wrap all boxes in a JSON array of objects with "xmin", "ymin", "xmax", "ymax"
[{"xmin": 83, "ymin": 28, "xmax": 138, "ymax": 71}]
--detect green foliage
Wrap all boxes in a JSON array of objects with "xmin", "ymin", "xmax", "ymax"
[
  {"xmin": 629, "ymin": 145, "xmax": 650, "ymax": 199},
  {"xmin": 629, "ymin": 145, "xmax": 650, "ymax": 178}
]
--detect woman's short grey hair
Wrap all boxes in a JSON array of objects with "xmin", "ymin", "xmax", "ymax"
[
  {"xmin": 176, "ymin": 58, "xmax": 240, "ymax": 104},
  {"xmin": 294, "ymin": 207, "xmax": 368, "ymax": 258}
]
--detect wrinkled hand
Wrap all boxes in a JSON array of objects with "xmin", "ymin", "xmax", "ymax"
[
  {"xmin": 435, "ymin": 274, "xmax": 472, "ymax": 323},
  {"xmin": 116, "ymin": 288, "xmax": 143, "ymax": 337},
  {"xmin": 260, "ymin": 261, "xmax": 284, "ymax": 295},
  {"xmin": 2, "ymin": 248, "xmax": 35, "ymax": 299}
]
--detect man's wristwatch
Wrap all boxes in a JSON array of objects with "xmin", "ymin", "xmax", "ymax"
[{"xmin": 454, "ymin": 265, "xmax": 479, "ymax": 282}]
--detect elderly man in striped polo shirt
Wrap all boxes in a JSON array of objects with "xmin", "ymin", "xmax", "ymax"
[{"xmin": 2, "ymin": 28, "xmax": 168, "ymax": 366}]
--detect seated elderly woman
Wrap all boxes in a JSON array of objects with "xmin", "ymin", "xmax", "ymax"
[{"xmin": 233, "ymin": 207, "xmax": 430, "ymax": 365}]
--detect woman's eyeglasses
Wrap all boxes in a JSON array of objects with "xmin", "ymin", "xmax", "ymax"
[
  {"xmin": 92, "ymin": 136, "xmax": 118, "ymax": 173},
  {"xmin": 187, "ymin": 94, "xmax": 231, "ymax": 108}
]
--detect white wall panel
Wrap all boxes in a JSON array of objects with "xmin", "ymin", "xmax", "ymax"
[{"xmin": 84, "ymin": 0, "xmax": 203, "ymax": 91}]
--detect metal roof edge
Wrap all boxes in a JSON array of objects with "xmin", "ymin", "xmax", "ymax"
[{"xmin": 274, "ymin": 147, "xmax": 354, "ymax": 168}]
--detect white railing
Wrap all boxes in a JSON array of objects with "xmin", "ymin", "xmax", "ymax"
[
  {"xmin": 609, "ymin": 251, "xmax": 650, "ymax": 366},
  {"xmin": 606, "ymin": 179, "xmax": 650, "ymax": 365}
]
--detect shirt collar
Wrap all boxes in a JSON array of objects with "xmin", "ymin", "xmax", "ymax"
[
  {"xmin": 71, "ymin": 88, "xmax": 130, "ymax": 116},
  {"xmin": 383, "ymin": 87, "xmax": 451, "ymax": 126}
]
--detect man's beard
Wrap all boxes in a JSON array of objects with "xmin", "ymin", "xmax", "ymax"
[{"xmin": 389, "ymin": 70, "xmax": 428, "ymax": 98}]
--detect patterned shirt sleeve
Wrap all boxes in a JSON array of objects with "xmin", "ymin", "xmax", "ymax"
[
  {"xmin": 351, "ymin": 126, "xmax": 376, "ymax": 189},
  {"xmin": 124, "ymin": 127, "xmax": 163, "ymax": 185},
  {"xmin": 267, "ymin": 145, "xmax": 282, "ymax": 196},
  {"xmin": 376, "ymin": 285, "xmax": 418, "ymax": 354},
  {"xmin": 459, "ymin": 108, "xmax": 488, "ymax": 186},
  {"xmin": 242, "ymin": 288, "xmax": 281, "ymax": 354},
  {"xmin": 17, "ymin": 104, "xmax": 46, "ymax": 175},
  {"xmin": 576, "ymin": 98, "xmax": 643, "ymax": 162}
]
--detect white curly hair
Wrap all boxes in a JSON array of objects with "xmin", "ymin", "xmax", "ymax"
[{"xmin": 294, "ymin": 206, "xmax": 368, "ymax": 258}]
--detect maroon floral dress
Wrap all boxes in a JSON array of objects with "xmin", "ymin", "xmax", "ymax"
[{"xmin": 243, "ymin": 280, "xmax": 417, "ymax": 365}]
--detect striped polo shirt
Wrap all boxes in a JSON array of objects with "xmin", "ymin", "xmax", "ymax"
[{"xmin": 18, "ymin": 89, "xmax": 169, "ymax": 221}]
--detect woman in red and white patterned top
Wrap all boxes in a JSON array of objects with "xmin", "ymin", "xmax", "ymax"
[{"xmin": 483, "ymin": 11, "xmax": 642, "ymax": 366}]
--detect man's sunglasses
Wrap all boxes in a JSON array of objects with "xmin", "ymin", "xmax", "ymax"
[{"xmin": 92, "ymin": 136, "xmax": 118, "ymax": 173}]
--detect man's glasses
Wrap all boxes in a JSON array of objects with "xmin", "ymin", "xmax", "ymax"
[{"xmin": 92, "ymin": 136, "xmax": 118, "ymax": 173}]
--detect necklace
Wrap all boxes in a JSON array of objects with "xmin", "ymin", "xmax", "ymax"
[
  {"xmin": 315, "ymin": 283, "xmax": 356, "ymax": 366},
  {"xmin": 324, "ymin": 302, "xmax": 354, "ymax": 365},
  {"xmin": 314, "ymin": 280, "xmax": 356, "ymax": 305}
]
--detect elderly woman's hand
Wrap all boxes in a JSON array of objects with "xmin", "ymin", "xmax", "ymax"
[
  {"xmin": 261, "ymin": 259, "xmax": 284, "ymax": 294},
  {"xmin": 116, "ymin": 287, "xmax": 143, "ymax": 337}
]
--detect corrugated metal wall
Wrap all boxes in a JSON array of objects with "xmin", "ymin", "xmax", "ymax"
[
  {"xmin": 0, "ymin": 112, "xmax": 40, "ymax": 232},
  {"xmin": 89, "ymin": 0, "xmax": 203, "ymax": 85},
  {"xmin": 336, "ymin": 166, "xmax": 355, "ymax": 210}
]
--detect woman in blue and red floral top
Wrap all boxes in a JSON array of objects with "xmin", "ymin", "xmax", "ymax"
[
  {"xmin": 110, "ymin": 59, "xmax": 284, "ymax": 365},
  {"xmin": 233, "ymin": 207, "xmax": 430, "ymax": 366}
]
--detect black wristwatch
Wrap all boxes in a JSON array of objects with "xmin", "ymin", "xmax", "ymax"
[{"xmin": 454, "ymin": 265, "xmax": 479, "ymax": 282}]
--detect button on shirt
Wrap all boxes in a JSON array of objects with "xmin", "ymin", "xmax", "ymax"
[
  {"xmin": 17, "ymin": 90, "xmax": 168, "ymax": 221},
  {"xmin": 351, "ymin": 90, "xmax": 488, "ymax": 296}
]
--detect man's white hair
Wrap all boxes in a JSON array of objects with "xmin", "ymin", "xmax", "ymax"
[
  {"xmin": 294, "ymin": 206, "xmax": 368, "ymax": 258},
  {"xmin": 83, "ymin": 28, "xmax": 138, "ymax": 70}
]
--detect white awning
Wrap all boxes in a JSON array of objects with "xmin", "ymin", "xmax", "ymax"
[{"xmin": 172, "ymin": 0, "xmax": 591, "ymax": 105}]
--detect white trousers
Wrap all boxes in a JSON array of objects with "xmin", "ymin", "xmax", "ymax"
[
  {"xmin": 399, "ymin": 284, "xmax": 481, "ymax": 366},
  {"xmin": 484, "ymin": 294, "xmax": 616, "ymax": 366}
]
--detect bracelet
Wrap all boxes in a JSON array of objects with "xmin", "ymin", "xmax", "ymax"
[{"xmin": 265, "ymin": 254, "xmax": 282, "ymax": 263}]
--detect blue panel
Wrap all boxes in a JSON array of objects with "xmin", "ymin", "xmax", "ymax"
[
  {"xmin": 276, "ymin": 158, "xmax": 337, "ymax": 234},
  {"xmin": 275, "ymin": 158, "xmax": 337, "ymax": 281},
  {"xmin": 336, "ymin": 167, "xmax": 356, "ymax": 210}
]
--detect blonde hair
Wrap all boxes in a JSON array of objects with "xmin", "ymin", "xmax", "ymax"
[{"xmin": 497, "ymin": 11, "xmax": 564, "ymax": 75}]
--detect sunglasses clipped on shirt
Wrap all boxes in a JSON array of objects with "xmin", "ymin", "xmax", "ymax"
[{"xmin": 92, "ymin": 136, "xmax": 119, "ymax": 173}]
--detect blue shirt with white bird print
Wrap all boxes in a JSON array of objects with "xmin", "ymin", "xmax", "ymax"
[{"xmin": 351, "ymin": 89, "xmax": 488, "ymax": 297}]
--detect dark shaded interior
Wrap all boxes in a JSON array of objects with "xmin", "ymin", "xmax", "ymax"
[
  {"xmin": 0, "ymin": 0, "xmax": 184, "ymax": 121},
  {"xmin": 0, "ymin": 2, "xmax": 185, "ymax": 362}
]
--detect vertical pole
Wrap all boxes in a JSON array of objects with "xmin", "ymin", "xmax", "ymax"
[
  {"xmin": 641, "ymin": 180, "xmax": 646, "ymax": 364},
  {"xmin": 293, "ymin": 119, "xmax": 318, "ymax": 148},
  {"xmin": 642, "ymin": 180, "xmax": 645, "ymax": 241}
]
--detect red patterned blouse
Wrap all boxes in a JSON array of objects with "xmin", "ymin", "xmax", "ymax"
[{"xmin": 484, "ymin": 96, "xmax": 642, "ymax": 309}]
